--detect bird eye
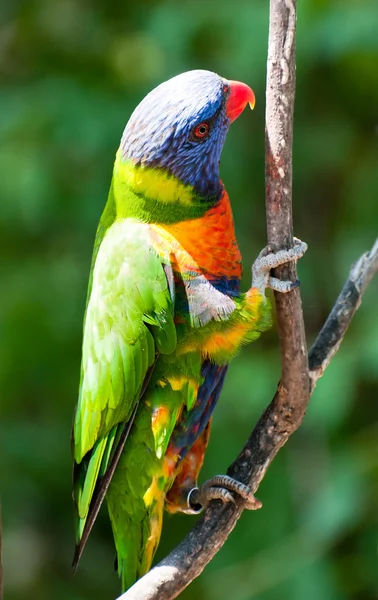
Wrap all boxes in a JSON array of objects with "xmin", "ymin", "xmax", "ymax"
[{"xmin": 193, "ymin": 122, "xmax": 209, "ymax": 139}]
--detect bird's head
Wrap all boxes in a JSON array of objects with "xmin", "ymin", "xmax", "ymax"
[{"xmin": 119, "ymin": 70, "xmax": 255, "ymax": 203}]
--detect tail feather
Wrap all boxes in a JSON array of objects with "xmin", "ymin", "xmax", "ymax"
[
  {"xmin": 106, "ymin": 401, "xmax": 166, "ymax": 592},
  {"xmin": 72, "ymin": 359, "xmax": 158, "ymax": 573},
  {"xmin": 108, "ymin": 481, "xmax": 165, "ymax": 592},
  {"xmin": 72, "ymin": 403, "xmax": 138, "ymax": 572}
]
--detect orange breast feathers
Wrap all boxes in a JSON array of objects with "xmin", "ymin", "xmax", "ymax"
[{"xmin": 150, "ymin": 189, "xmax": 242, "ymax": 280}]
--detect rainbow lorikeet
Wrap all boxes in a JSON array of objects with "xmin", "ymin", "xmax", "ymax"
[{"xmin": 72, "ymin": 69, "xmax": 306, "ymax": 591}]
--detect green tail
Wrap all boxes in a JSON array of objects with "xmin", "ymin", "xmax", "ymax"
[
  {"xmin": 72, "ymin": 423, "xmax": 123, "ymax": 568},
  {"xmin": 106, "ymin": 404, "xmax": 165, "ymax": 591}
]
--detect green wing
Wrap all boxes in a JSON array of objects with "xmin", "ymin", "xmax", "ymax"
[{"xmin": 72, "ymin": 217, "xmax": 176, "ymax": 561}]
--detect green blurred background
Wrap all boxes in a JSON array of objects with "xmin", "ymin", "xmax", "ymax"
[{"xmin": 1, "ymin": 0, "xmax": 378, "ymax": 598}]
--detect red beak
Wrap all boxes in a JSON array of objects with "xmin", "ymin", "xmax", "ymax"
[{"xmin": 225, "ymin": 80, "xmax": 255, "ymax": 123}]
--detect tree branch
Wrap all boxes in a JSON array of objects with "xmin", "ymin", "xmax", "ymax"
[
  {"xmin": 309, "ymin": 238, "xmax": 378, "ymax": 387},
  {"xmin": 114, "ymin": 1, "xmax": 378, "ymax": 598},
  {"xmin": 264, "ymin": 0, "xmax": 310, "ymax": 448}
]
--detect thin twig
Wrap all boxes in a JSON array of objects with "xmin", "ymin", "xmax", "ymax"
[{"xmin": 309, "ymin": 238, "xmax": 378, "ymax": 387}]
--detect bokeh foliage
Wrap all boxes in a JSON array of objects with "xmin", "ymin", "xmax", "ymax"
[{"xmin": 1, "ymin": 0, "xmax": 378, "ymax": 598}]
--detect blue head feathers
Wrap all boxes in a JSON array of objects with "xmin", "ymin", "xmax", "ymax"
[{"xmin": 121, "ymin": 70, "xmax": 231, "ymax": 200}]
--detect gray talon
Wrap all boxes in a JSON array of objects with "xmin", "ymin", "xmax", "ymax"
[
  {"xmin": 186, "ymin": 487, "xmax": 204, "ymax": 514},
  {"xmin": 268, "ymin": 277, "xmax": 294, "ymax": 293},
  {"xmin": 252, "ymin": 238, "xmax": 307, "ymax": 296}
]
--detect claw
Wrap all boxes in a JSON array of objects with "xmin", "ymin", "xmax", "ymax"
[
  {"xmin": 291, "ymin": 278, "xmax": 300, "ymax": 289},
  {"xmin": 187, "ymin": 475, "xmax": 262, "ymax": 512},
  {"xmin": 186, "ymin": 487, "xmax": 204, "ymax": 514},
  {"xmin": 251, "ymin": 238, "xmax": 307, "ymax": 296},
  {"xmin": 268, "ymin": 276, "xmax": 301, "ymax": 293}
]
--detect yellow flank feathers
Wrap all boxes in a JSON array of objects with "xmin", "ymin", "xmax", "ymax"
[
  {"xmin": 151, "ymin": 406, "xmax": 171, "ymax": 439},
  {"xmin": 142, "ymin": 488, "xmax": 164, "ymax": 574},
  {"xmin": 115, "ymin": 152, "xmax": 194, "ymax": 205},
  {"xmin": 143, "ymin": 476, "xmax": 161, "ymax": 508},
  {"xmin": 166, "ymin": 376, "xmax": 188, "ymax": 391},
  {"xmin": 156, "ymin": 379, "xmax": 167, "ymax": 388},
  {"xmin": 201, "ymin": 322, "xmax": 251, "ymax": 357}
]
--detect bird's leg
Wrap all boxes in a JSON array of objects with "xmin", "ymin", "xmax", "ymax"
[
  {"xmin": 166, "ymin": 428, "xmax": 261, "ymax": 514},
  {"xmin": 165, "ymin": 423, "xmax": 212, "ymax": 515},
  {"xmin": 252, "ymin": 237, "xmax": 308, "ymax": 296},
  {"xmin": 187, "ymin": 475, "xmax": 262, "ymax": 512}
]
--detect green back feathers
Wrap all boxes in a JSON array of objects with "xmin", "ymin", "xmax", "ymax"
[
  {"xmin": 72, "ymin": 218, "xmax": 176, "ymax": 554},
  {"xmin": 73, "ymin": 219, "xmax": 176, "ymax": 462}
]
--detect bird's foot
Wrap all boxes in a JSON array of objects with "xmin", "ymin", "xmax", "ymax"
[
  {"xmin": 252, "ymin": 237, "xmax": 307, "ymax": 296},
  {"xmin": 187, "ymin": 474, "xmax": 262, "ymax": 513}
]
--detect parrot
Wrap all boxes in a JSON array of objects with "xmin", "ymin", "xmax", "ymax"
[{"xmin": 71, "ymin": 69, "xmax": 306, "ymax": 591}]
